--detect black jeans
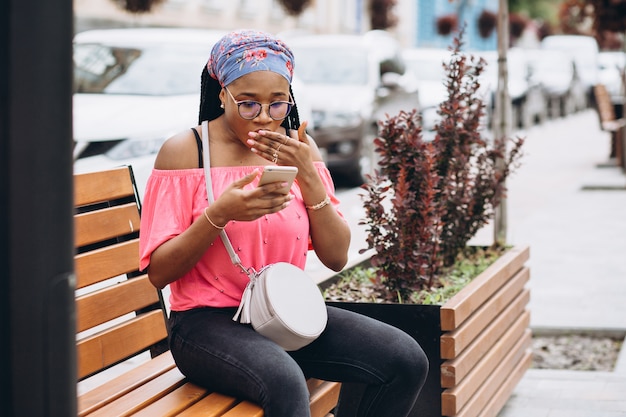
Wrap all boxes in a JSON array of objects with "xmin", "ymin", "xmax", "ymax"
[{"xmin": 169, "ymin": 306, "xmax": 429, "ymax": 417}]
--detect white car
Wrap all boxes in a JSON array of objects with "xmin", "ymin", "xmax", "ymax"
[
  {"xmin": 73, "ymin": 28, "xmax": 227, "ymax": 197},
  {"xmin": 479, "ymin": 48, "xmax": 547, "ymax": 130},
  {"xmin": 525, "ymin": 48, "xmax": 585, "ymax": 118},
  {"xmin": 401, "ymin": 48, "xmax": 450, "ymax": 141},
  {"xmin": 541, "ymin": 35, "xmax": 600, "ymax": 108},
  {"xmin": 403, "ymin": 47, "xmax": 494, "ymax": 140},
  {"xmin": 73, "ymin": 27, "xmax": 313, "ymax": 197}
]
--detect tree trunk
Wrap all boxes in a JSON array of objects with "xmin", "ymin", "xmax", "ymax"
[{"xmin": 493, "ymin": 0, "xmax": 511, "ymax": 245}]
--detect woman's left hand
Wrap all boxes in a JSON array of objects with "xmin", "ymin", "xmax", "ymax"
[{"xmin": 247, "ymin": 121, "xmax": 313, "ymax": 171}]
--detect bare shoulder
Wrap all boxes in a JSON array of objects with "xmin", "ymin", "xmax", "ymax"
[{"xmin": 154, "ymin": 127, "xmax": 201, "ymax": 170}]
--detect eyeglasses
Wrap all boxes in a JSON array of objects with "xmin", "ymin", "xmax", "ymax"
[{"xmin": 224, "ymin": 87, "xmax": 293, "ymax": 120}]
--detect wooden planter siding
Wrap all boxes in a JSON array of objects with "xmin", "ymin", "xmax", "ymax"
[
  {"xmin": 327, "ymin": 245, "xmax": 531, "ymax": 417},
  {"xmin": 439, "ymin": 245, "xmax": 531, "ymax": 417}
]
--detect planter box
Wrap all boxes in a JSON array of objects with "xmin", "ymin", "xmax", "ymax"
[{"xmin": 326, "ymin": 245, "xmax": 531, "ymax": 417}]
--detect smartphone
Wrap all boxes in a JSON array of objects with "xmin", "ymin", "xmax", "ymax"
[{"xmin": 258, "ymin": 166, "xmax": 298, "ymax": 194}]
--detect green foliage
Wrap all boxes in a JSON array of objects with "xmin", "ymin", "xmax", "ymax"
[
  {"xmin": 510, "ymin": 0, "xmax": 561, "ymax": 23},
  {"xmin": 410, "ymin": 246, "xmax": 506, "ymax": 305},
  {"xmin": 325, "ymin": 246, "xmax": 507, "ymax": 305},
  {"xmin": 359, "ymin": 28, "xmax": 524, "ymax": 302}
]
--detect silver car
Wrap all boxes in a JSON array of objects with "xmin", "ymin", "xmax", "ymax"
[{"xmin": 287, "ymin": 32, "xmax": 420, "ymax": 185}]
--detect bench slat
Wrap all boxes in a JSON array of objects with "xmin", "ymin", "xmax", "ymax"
[
  {"xmin": 79, "ymin": 352, "xmax": 176, "ymax": 416},
  {"xmin": 221, "ymin": 401, "xmax": 264, "ymax": 417},
  {"xmin": 75, "ymin": 203, "xmax": 140, "ymax": 247},
  {"xmin": 130, "ymin": 381, "xmax": 211, "ymax": 417},
  {"xmin": 75, "ymin": 239, "xmax": 140, "ymax": 289},
  {"xmin": 309, "ymin": 380, "xmax": 341, "ymax": 417},
  {"xmin": 86, "ymin": 367, "xmax": 186, "ymax": 417},
  {"xmin": 76, "ymin": 274, "xmax": 159, "ymax": 332},
  {"xmin": 175, "ymin": 392, "xmax": 241, "ymax": 416},
  {"xmin": 78, "ymin": 310, "xmax": 168, "ymax": 379},
  {"xmin": 74, "ymin": 166, "xmax": 136, "ymax": 207}
]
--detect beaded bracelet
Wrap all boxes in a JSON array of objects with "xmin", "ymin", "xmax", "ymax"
[
  {"xmin": 204, "ymin": 207, "xmax": 226, "ymax": 230},
  {"xmin": 305, "ymin": 195, "xmax": 331, "ymax": 211}
]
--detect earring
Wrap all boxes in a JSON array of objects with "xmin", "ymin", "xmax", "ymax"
[{"xmin": 220, "ymin": 103, "xmax": 224, "ymax": 109}]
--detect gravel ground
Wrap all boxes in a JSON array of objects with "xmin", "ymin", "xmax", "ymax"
[{"xmin": 532, "ymin": 334, "xmax": 623, "ymax": 371}]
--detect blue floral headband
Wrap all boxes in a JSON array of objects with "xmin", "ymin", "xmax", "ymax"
[{"xmin": 207, "ymin": 30, "xmax": 295, "ymax": 87}]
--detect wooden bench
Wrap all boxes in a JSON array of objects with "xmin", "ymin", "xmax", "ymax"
[
  {"xmin": 74, "ymin": 166, "xmax": 341, "ymax": 417},
  {"xmin": 594, "ymin": 83, "xmax": 626, "ymax": 168}
]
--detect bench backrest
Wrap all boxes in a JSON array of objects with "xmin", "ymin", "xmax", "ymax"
[
  {"xmin": 74, "ymin": 166, "xmax": 168, "ymax": 381},
  {"xmin": 594, "ymin": 83, "xmax": 616, "ymax": 124}
]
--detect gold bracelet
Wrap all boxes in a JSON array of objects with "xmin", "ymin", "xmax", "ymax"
[
  {"xmin": 203, "ymin": 208, "xmax": 226, "ymax": 230},
  {"xmin": 305, "ymin": 195, "xmax": 331, "ymax": 211}
]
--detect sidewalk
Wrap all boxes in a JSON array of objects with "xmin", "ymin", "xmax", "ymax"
[{"xmin": 476, "ymin": 110, "xmax": 626, "ymax": 416}]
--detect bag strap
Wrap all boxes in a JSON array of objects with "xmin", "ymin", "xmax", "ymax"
[
  {"xmin": 201, "ymin": 121, "xmax": 256, "ymax": 323},
  {"xmin": 201, "ymin": 120, "xmax": 251, "ymax": 273}
]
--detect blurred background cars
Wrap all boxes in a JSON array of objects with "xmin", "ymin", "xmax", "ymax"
[
  {"xmin": 402, "ymin": 47, "xmax": 494, "ymax": 141},
  {"xmin": 541, "ymin": 34, "xmax": 600, "ymax": 109},
  {"xmin": 73, "ymin": 28, "xmax": 227, "ymax": 196},
  {"xmin": 525, "ymin": 48, "xmax": 584, "ymax": 118},
  {"xmin": 73, "ymin": 27, "xmax": 313, "ymax": 197},
  {"xmin": 401, "ymin": 47, "xmax": 449, "ymax": 141},
  {"xmin": 479, "ymin": 48, "xmax": 547, "ymax": 130},
  {"xmin": 286, "ymin": 32, "xmax": 420, "ymax": 185}
]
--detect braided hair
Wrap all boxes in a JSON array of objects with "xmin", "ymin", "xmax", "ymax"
[{"xmin": 199, "ymin": 66, "xmax": 301, "ymax": 132}]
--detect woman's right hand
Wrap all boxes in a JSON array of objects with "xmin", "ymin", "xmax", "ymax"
[
  {"xmin": 148, "ymin": 169, "xmax": 293, "ymax": 289},
  {"xmin": 209, "ymin": 169, "xmax": 294, "ymax": 226}
]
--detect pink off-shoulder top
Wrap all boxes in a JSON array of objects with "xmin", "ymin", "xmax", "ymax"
[{"xmin": 139, "ymin": 162, "xmax": 342, "ymax": 312}]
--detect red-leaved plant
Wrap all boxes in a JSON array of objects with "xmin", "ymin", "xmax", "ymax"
[{"xmin": 360, "ymin": 29, "xmax": 524, "ymax": 301}]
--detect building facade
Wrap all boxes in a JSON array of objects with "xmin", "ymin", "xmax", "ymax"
[
  {"xmin": 75, "ymin": 0, "xmax": 500, "ymax": 51},
  {"xmin": 414, "ymin": 0, "xmax": 498, "ymax": 50}
]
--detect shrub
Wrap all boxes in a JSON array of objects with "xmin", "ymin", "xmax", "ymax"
[{"xmin": 360, "ymin": 29, "xmax": 525, "ymax": 301}]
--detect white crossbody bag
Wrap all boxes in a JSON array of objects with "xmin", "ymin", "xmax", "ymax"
[{"xmin": 200, "ymin": 121, "xmax": 327, "ymax": 351}]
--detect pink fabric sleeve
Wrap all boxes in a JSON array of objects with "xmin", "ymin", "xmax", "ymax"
[{"xmin": 139, "ymin": 169, "xmax": 205, "ymax": 271}]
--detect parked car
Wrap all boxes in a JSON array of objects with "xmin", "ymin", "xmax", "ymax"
[
  {"xmin": 541, "ymin": 34, "xmax": 600, "ymax": 108},
  {"xmin": 73, "ymin": 27, "xmax": 313, "ymax": 197},
  {"xmin": 286, "ymin": 33, "xmax": 420, "ymax": 184},
  {"xmin": 525, "ymin": 48, "xmax": 584, "ymax": 118},
  {"xmin": 402, "ymin": 47, "xmax": 493, "ymax": 141},
  {"xmin": 479, "ymin": 48, "xmax": 547, "ymax": 129},
  {"xmin": 73, "ymin": 28, "xmax": 226, "ymax": 196},
  {"xmin": 401, "ymin": 47, "xmax": 449, "ymax": 141}
]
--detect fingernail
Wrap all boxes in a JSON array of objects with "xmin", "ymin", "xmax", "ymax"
[{"xmin": 247, "ymin": 139, "xmax": 255, "ymax": 145}]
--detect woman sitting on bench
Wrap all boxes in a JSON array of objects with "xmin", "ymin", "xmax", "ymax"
[{"xmin": 139, "ymin": 29, "xmax": 428, "ymax": 417}]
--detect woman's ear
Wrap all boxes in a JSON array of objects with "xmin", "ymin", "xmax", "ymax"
[{"xmin": 219, "ymin": 89, "xmax": 226, "ymax": 108}]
